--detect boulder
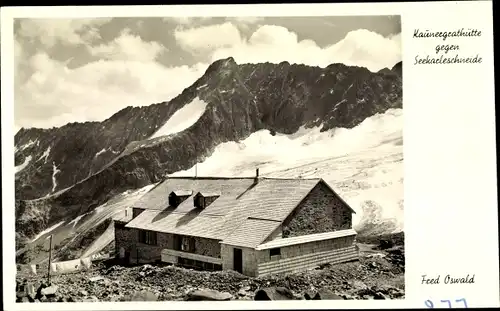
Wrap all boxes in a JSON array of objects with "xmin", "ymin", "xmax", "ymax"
[
  {"xmin": 79, "ymin": 290, "xmax": 89, "ymax": 296},
  {"xmin": 129, "ymin": 290, "xmax": 158, "ymax": 301},
  {"xmin": 237, "ymin": 288, "xmax": 248, "ymax": 296},
  {"xmin": 313, "ymin": 289, "xmax": 344, "ymax": 300},
  {"xmin": 373, "ymin": 292, "xmax": 389, "ymax": 300},
  {"xmin": 185, "ymin": 289, "xmax": 233, "ymax": 301},
  {"xmin": 41, "ymin": 285, "xmax": 58, "ymax": 297},
  {"xmin": 254, "ymin": 287, "xmax": 295, "ymax": 300},
  {"xmin": 304, "ymin": 290, "xmax": 316, "ymax": 300}
]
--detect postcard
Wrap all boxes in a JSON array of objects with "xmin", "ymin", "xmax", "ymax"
[{"xmin": 1, "ymin": 1, "xmax": 498, "ymax": 310}]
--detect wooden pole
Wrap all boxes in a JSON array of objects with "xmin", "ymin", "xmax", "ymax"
[
  {"xmin": 47, "ymin": 234, "xmax": 53, "ymax": 285},
  {"xmin": 195, "ymin": 164, "xmax": 198, "ymax": 178}
]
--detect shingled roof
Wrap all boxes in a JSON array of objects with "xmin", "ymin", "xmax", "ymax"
[{"xmin": 125, "ymin": 176, "xmax": 355, "ymax": 247}]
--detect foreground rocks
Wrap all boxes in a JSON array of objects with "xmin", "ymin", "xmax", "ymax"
[
  {"xmin": 16, "ymin": 244, "xmax": 405, "ymax": 302},
  {"xmin": 185, "ymin": 289, "xmax": 233, "ymax": 301}
]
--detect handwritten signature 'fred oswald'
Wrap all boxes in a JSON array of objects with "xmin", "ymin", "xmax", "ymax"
[{"xmin": 421, "ymin": 274, "xmax": 475, "ymax": 285}]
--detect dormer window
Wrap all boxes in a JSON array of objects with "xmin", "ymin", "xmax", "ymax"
[
  {"xmin": 169, "ymin": 190, "xmax": 193, "ymax": 208},
  {"xmin": 193, "ymin": 192, "xmax": 220, "ymax": 209},
  {"xmin": 195, "ymin": 195, "xmax": 206, "ymax": 209}
]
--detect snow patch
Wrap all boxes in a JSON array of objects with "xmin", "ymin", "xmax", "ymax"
[
  {"xmin": 30, "ymin": 220, "xmax": 65, "ymax": 243},
  {"xmin": 51, "ymin": 162, "xmax": 61, "ymax": 193},
  {"xmin": 332, "ymin": 99, "xmax": 347, "ymax": 112},
  {"xmin": 149, "ymin": 97, "xmax": 208, "ymax": 139},
  {"xmin": 37, "ymin": 146, "xmax": 51, "ymax": 163},
  {"xmin": 19, "ymin": 139, "xmax": 38, "ymax": 151},
  {"xmin": 94, "ymin": 148, "xmax": 107, "ymax": 158},
  {"xmin": 68, "ymin": 213, "xmax": 88, "ymax": 228},
  {"xmin": 15, "ymin": 155, "xmax": 32, "ymax": 174},
  {"xmin": 197, "ymin": 84, "xmax": 208, "ymax": 90}
]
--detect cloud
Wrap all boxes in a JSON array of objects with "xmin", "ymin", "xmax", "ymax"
[
  {"xmin": 179, "ymin": 23, "xmax": 401, "ymax": 72},
  {"xmin": 15, "ymin": 52, "xmax": 208, "ymax": 129},
  {"xmin": 16, "ymin": 18, "xmax": 112, "ymax": 48},
  {"xmin": 14, "ymin": 38, "xmax": 23, "ymax": 71},
  {"xmin": 225, "ymin": 17, "xmax": 264, "ymax": 24},
  {"xmin": 163, "ymin": 16, "xmax": 212, "ymax": 25},
  {"xmin": 88, "ymin": 28, "xmax": 166, "ymax": 62},
  {"xmin": 174, "ymin": 22, "xmax": 242, "ymax": 52}
]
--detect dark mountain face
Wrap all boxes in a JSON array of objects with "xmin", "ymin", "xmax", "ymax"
[
  {"xmin": 391, "ymin": 61, "xmax": 402, "ymax": 76},
  {"xmin": 15, "ymin": 57, "xmax": 402, "ymax": 243}
]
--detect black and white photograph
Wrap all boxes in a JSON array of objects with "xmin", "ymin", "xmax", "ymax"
[{"xmin": 13, "ymin": 13, "xmax": 404, "ymax": 303}]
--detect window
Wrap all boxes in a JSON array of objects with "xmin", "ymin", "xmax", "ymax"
[
  {"xmin": 139, "ymin": 230, "xmax": 157, "ymax": 245},
  {"xmin": 181, "ymin": 236, "xmax": 196, "ymax": 253},
  {"xmin": 270, "ymin": 248, "xmax": 281, "ymax": 256},
  {"xmin": 194, "ymin": 194, "xmax": 205, "ymax": 208},
  {"xmin": 195, "ymin": 196, "xmax": 205, "ymax": 209},
  {"xmin": 174, "ymin": 234, "xmax": 196, "ymax": 252}
]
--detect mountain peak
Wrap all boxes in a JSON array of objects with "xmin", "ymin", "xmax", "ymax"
[{"xmin": 206, "ymin": 57, "xmax": 237, "ymax": 71}]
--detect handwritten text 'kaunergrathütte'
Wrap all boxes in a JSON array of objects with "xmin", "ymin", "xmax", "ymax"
[{"xmin": 413, "ymin": 28, "xmax": 482, "ymax": 65}]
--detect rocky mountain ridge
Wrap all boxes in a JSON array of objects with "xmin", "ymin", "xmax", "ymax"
[{"xmin": 15, "ymin": 58, "xmax": 402, "ymax": 249}]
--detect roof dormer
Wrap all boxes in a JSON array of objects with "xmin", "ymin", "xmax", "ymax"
[
  {"xmin": 169, "ymin": 190, "xmax": 193, "ymax": 208},
  {"xmin": 193, "ymin": 191, "xmax": 220, "ymax": 209}
]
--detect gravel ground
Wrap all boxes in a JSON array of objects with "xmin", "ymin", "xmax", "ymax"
[{"xmin": 16, "ymin": 243, "xmax": 404, "ymax": 302}]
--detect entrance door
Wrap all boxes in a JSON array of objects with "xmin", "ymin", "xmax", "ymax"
[{"xmin": 233, "ymin": 248, "xmax": 243, "ymax": 273}]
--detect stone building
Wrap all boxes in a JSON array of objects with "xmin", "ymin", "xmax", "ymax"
[{"xmin": 114, "ymin": 170, "xmax": 359, "ymax": 277}]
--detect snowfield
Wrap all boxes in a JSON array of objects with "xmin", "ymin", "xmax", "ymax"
[
  {"xmin": 149, "ymin": 97, "xmax": 208, "ymax": 139},
  {"xmin": 30, "ymin": 220, "xmax": 66, "ymax": 243},
  {"xmin": 172, "ymin": 108, "xmax": 404, "ymax": 234},
  {"xmin": 25, "ymin": 184, "xmax": 158, "ymax": 263},
  {"xmin": 94, "ymin": 148, "xmax": 107, "ymax": 158}
]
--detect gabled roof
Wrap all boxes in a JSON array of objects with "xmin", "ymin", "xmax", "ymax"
[
  {"xmin": 195, "ymin": 191, "xmax": 221, "ymax": 197},
  {"xmin": 125, "ymin": 176, "xmax": 356, "ymax": 244},
  {"xmin": 170, "ymin": 190, "xmax": 193, "ymax": 196}
]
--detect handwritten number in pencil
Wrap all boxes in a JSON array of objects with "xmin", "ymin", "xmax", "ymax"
[
  {"xmin": 456, "ymin": 298, "xmax": 468, "ymax": 308},
  {"xmin": 425, "ymin": 299, "xmax": 468, "ymax": 308}
]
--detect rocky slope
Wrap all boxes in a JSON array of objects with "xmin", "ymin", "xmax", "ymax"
[
  {"xmin": 16, "ymin": 239, "xmax": 405, "ymax": 302},
  {"xmin": 15, "ymin": 57, "xmax": 402, "ymax": 253}
]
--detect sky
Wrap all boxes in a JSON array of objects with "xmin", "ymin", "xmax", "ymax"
[{"xmin": 13, "ymin": 16, "xmax": 401, "ymax": 131}]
